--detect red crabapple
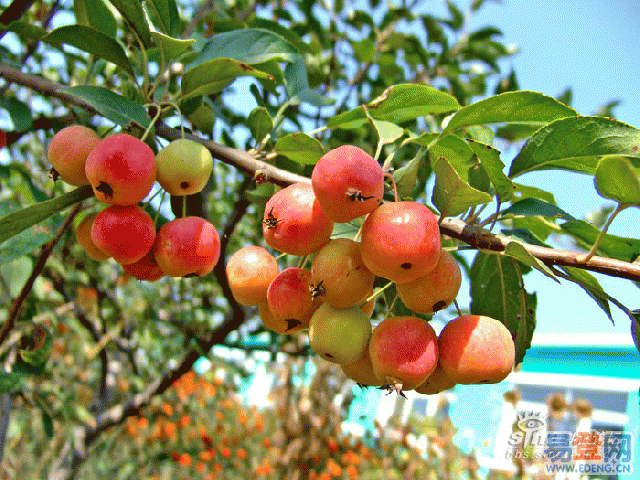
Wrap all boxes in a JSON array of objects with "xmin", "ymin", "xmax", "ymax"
[
  {"xmin": 397, "ymin": 250, "xmax": 462, "ymax": 313},
  {"xmin": 266, "ymin": 267, "xmax": 321, "ymax": 332},
  {"xmin": 361, "ymin": 201, "xmax": 441, "ymax": 284},
  {"xmin": 414, "ymin": 363, "xmax": 457, "ymax": 395},
  {"xmin": 75, "ymin": 212, "xmax": 110, "ymax": 261},
  {"xmin": 311, "ymin": 145, "xmax": 384, "ymax": 223},
  {"xmin": 341, "ymin": 347, "xmax": 382, "ymax": 386},
  {"xmin": 226, "ymin": 246, "xmax": 279, "ymax": 306},
  {"xmin": 48, "ymin": 125, "xmax": 100, "ymax": 186},
  {"xmin": 153, "ymin": 216, "xmax": 220, "ymax": 277},
  {"xmin": 122, "ymin": 248, "xmax": 165, "ymax": 281},
  {"xmin": 91, "ymin": 205, "xmax": 156, "ymax": 265},
  {"xmin": 257, "ymin": 301, "xmax": 306, "ymax": 335},
  {"xmin": 262, "ymin": 182, "xmax": 333, "ymax": 256},
  {"xmin": 438, "ymin": 315, "xmax": 515, "ymax": 385},
  {"xmin": 369, "ymin": 316, "xmax": 439, "ymax": 393},
  {"xmin": 85, "ymin": 133, "xmax": 156, "ymax": 205}
]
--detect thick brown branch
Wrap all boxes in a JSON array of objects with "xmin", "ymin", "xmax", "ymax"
[{"xmin": 439, "ymin": 217, "xmax": 640, "ymax": 282}]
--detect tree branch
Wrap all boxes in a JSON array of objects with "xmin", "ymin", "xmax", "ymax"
[
  {"xmin": 2, "ymin": 65, "xmax": 639, "ymax": 286},
  {"xmin": 439, "ymin": 217, "xmax": 640, "ymax": 282}
]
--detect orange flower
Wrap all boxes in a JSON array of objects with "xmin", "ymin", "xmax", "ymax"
[
  {"xmin": 138, "ymin": 416, "xmax": 149, "ymax": 429},
  {"xmin": 178, "ymin": 414, "xmax": 190, "ymax": 428},
  {"xmin": 326, "ymin": 459, "xmax": 342, "ymax": 477},
  {"xmin": 346, "ymin": 464, "xmax": 358, "ymax": 479},
  {"xmin": 236, "ymin": 448, "xmax": 246, "ymax": 460},
  {"xmin": 178, "ymin": 453, "xmax": 192, "ymax": 467},
  {"xmin": 221, "ymin": 447, "xmax": 231, "ymax": 459},
  {"xmin": 161, "ymin": 403, "xmax": 173, "ymax": 416},
  {"xmin": 196, "ymin": 462, "xmax": 205, "ymax": 472}
]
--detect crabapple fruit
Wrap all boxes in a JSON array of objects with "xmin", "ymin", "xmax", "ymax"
[
  {"xmin": 266, "ymin": 267, "xmax": 320, "ymax": 332},
  {"xmin": 262, "ymin": 182, "xmax": 333, "ymax": 256},
  {"xmin": 361, "ymin": 201, "xmax": 441, "ymax": 284},
  {"xmin": 47, "ymin": 125, "xmax": 100, "ymax": 186},
  {"xmin": 75, "ymin": 212, "xmax": 110, "ymax": 261},
  {"xmin": 414, "ymin": 363, "xmax": 457, "ymax": 395},
  {"xmin": 90, "ymin": 205, "xmax": 156, "ymax": 265},
  {"xmin": 308, "ymin": 303, "xmax": 372, "ymax": 365},
  {"xmin": 438, "ymin": 315, "xmax": 515, "ymax": 384},
  {"xmin": 226, "ymin": 246, "xmax": 279, "ymax": 306},
  {"xmin": 311, "ymin": 238, "xmax": 375, "ymax": 308},
  {"xmin": 155, "ymin": 138, "xmax": 213, "ymax": 195},
  {"xmin": 122, "ymin": 248, "xmax": 165, "ymax": 281},
  {"xmin": 153, "ymin": 216, "xmax": 221, "ymax": 277},
  {"xmin": 257, "ymin": 301, "xmax": 306, "ymax": 335},
  {"xmin": 397, "ymin": 250, "xmax": 461, "ymax": 313},
  {"xmin": 85, "ymin": 133, "xmax": 156, "ymax": 205},
  {"xmin": 311, "ymin": 145, "xmax": 384, "ymax": 223},
  {"xmin": 369, "ymin": 316, "xmax": 439, "ymax": 392},
  {"xmin": 341, "ymin": 348, "xmax": 382, "ymax": 386}
]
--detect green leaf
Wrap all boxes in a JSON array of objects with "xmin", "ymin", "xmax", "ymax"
[
  {"xmin": 248, "ymin": 18, "xmax": 312, "ymax": 54},
  {"xmin": 0, "ymin": 96, "xmax": 33, "ymax": 132},
  {"xmin": 431, "ymin": 156, "xmax": 492, "ymax": 216},
  {"xmin": 561, "ymin": 266, "xmax": 612, "ymax": 321},
  {"xmin": 512, "ymin": 183, "xmax": 555, "ymax": 204},
  {"xmin": 146, "ymin": 0, "xmax": 180, "ymax": 37},
  {"xmin": 594, "ymin": 155, "xmax": 640, "ymax": 205},
  {"xmin": 428, "ymin": 134, "xmax": 474, "ymax": 180},
  {"xmin": 503, "ymin": 242, "xmax": 559, "ymax": 282},
  {"xmin": 469, "ymin": 252, "xmax": 536, "ymax": 365},
  {"xmin": 370, "ymin": 119, "xmax": 404, "ymax": 146},
  {"xmin": 59, "ymin": 86, "xmax": 151, "ymax": 129},
  {"xmin": 393, "ymin": 147, "xmax": 427, "ymax": 198},
  {"xmin": 74, "ymin": 0, "xmax": 117, "ymax": 39},
  {"xmin": 0, "ymin": 20, "xmax": 46, "ymax": 42},
  {"xmin": 106, "ymin": 0, "xmax": 152, "ymax": 47},
  {"xmin": 150, "ymin": 32, "xmax": 195, "ymax": 64},
  {"xmin": 0, "ymin": 371, "xmax": 21, "ymax": 393},
  {"xmin": 187, "ymin": 103, "xmax": 214, "ymax": 135},
  {"xmin": 274, "ymin": 133, "xmax": 325, "ymax": 165},
  {"xmin": 500, "ymin": 198, "xmax": 576, "ymax": 221},
  {"xmin": 182, "ymin": 58, "xmax": 275, "ymax": 99},
  {"xmin": 248, "ymin": 107, "xmax": 273, "ymax": 143},
  {"xmin": 191, "ymin": 28, "xmax": 300, "ymax": 67},
  {"xmin": 466, "ymin": 139, "xmax": 515, "ymax": 201},
  {"xmin": 442, "ymin": 91, "xmax": 577, "ymax": 137},
  {"xmin": 43, "ymin": 25, "xmax": 134, "ymax": 76},
  {"xmin": 0, "ymin": 212, "xmax": 61, "ymax": 265},
  {"xmin": 0, "ymin": 256, "xmax": 31, "ymax": 300},
  {"xmin": 0, "ymin": 185, "xmax": 93, "ymax": 245},
  {"xmin": 561, "ymin": 219, "xmax": 640, "ymax": 263},
  {"xmin": 327, "ymin": 84, "xmax": 459, "ymax": 129},
  {"xmin": 509, "ymin": 116, "xmax": 640, "ymax": 178}
]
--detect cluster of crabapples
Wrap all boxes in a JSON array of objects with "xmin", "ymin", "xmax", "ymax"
[
  {"xmin": 48, "ymin": 125, "xmax": 221, "ymax": 279},
  {"xmin": 226, "ymin": 145, "xmax": 516, "ymax": 395}
]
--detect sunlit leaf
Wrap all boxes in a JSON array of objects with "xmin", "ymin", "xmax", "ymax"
[
  {"xmin": 442, "ymin": 91, "xmax": 577, "ymax": 137},
  {"xmin": 594, "ymin": 155, "xmax": 640, "ymax": 205},
  {"xmin": 432, "ymin": 156, "xmax": 492, "ymax": 216},
  {"xmin": 510, "ymin": 116, "xmax": 640, "ymax": 178},
  {"xmin": 274, "ymin": 133, "xmax": 325, "ymax": 165}
]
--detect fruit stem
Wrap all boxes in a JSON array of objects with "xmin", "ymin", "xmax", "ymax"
[
  {"xmin": 360, "ymin": 281, "xmax": 395, "ymax": 306},
  {"xmin": 453, "ymin": 298, "xmax": 462, "ymax": 316},
  {"xmin": 140, "ymin": 104, "xmax": 163, "ymax": 143},
  {"xmin": 577, "ymin": 203, "xmax": 628, "ymax": 263},
  {"xmin": 182, "ymin": 195, "xmax": 187, "ymax": 218},
  {"xmin": 383, "ymin": 172, "xmax": 399, "ymax": 202}
]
